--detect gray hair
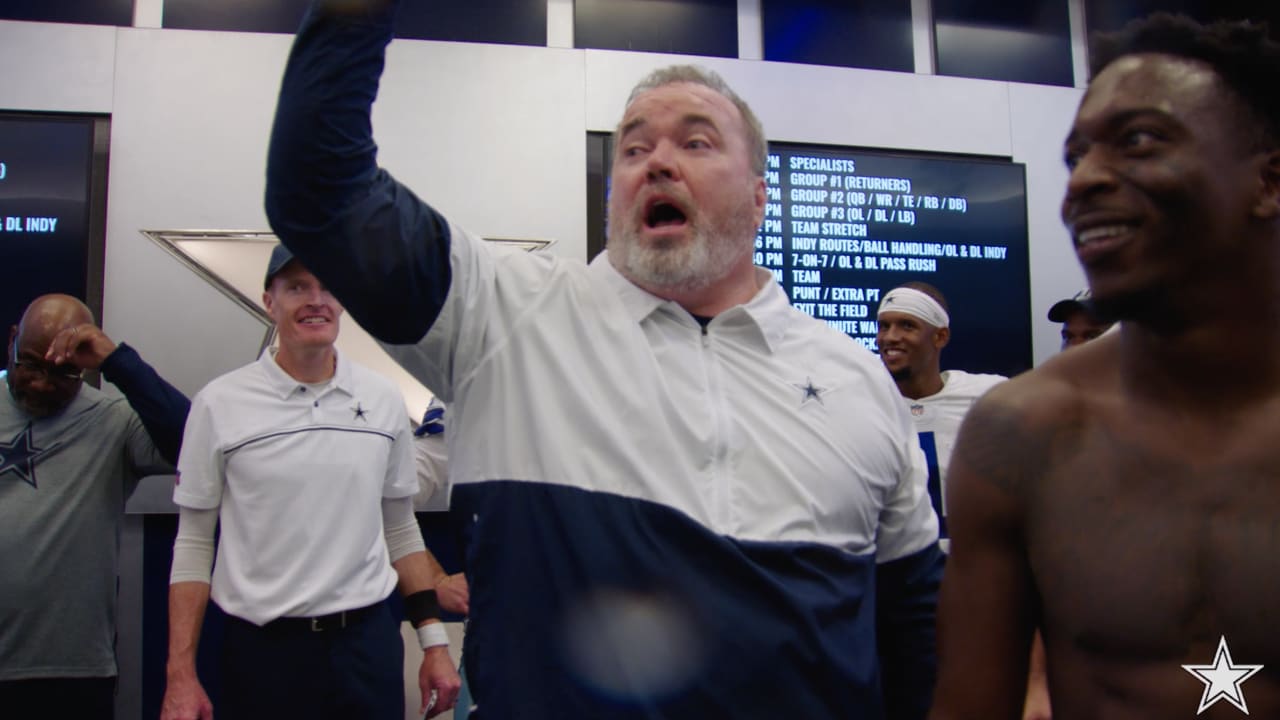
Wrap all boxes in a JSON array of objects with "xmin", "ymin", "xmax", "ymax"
[{"xmin": 616, "ymin": 65, "xmax": 768, "ymax": 177}]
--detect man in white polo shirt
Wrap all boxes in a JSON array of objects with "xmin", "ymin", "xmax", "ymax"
[
  {"xmin": 159, "ymin": 246, "xmax": 461, "ymax": 720},
  {"xmin": 876, "ymin": 282, "xmax": 1004, "ymax": 550}
]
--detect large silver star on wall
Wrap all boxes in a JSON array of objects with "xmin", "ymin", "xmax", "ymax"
[{"xmin": 142, "ymin": 229, "xmax": 554, "ymax": 418}]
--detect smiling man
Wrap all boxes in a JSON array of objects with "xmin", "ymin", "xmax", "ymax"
[
  {"xmin": 160, "ymin": 246, "xmax": 461, "ymax": 720},
  {"xmin": 875, "ymin": 282, "xmax": 1004, "ymax": 552},
  {"xmin": 930, "ymin": 14, "xmax": 1280, "ymax": 720},
  {"xmin": 261, "ymin": 2, "xmax": 944, "ymax": 718}
]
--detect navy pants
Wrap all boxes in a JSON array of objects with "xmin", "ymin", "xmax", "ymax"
[
  {"xmin": 219, "ymin": 599, "xmax": 404, "ymax": 720},
  {"xmin": 0, "ymin": 676, "xmax": 115, "ymax": 719}
]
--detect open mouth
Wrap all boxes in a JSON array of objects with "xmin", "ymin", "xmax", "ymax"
[
  {"xmin": 298, "ymin": 316, "xmax": 330, "ymax": 325},
  {"xmin": 645, "ymin": 200, "xmax": 688, "ymax": 229}
]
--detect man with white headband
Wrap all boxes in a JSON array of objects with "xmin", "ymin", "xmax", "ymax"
[
  {"xmin": 876, "ymin": 282, "xmax": 1004, "ymax": 550},
  {"xmin": 878, "ymin": 282, "xmax": 1046, "ymax": 719}
]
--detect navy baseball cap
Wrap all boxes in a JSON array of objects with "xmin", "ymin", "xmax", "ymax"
[
  {"xmin": 263, "ymin": 244, "xmax": 299, "ymax": 289},
  {"xmin": 1047, "ymin": 288, "xmax": 1097, "ymax": 322}
]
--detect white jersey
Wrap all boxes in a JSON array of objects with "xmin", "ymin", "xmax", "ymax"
[{"xmin": 904, "ymin": 370, "xmax": 1005, "ymax": 544}]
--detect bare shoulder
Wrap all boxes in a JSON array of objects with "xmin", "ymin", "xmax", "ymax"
[
  {"xmin": 977, "ymin": 330, "xmax": 1122, "ymax": 426},
  {"xmin": 952, "ymin": 333, "xmax": 1122, "ymax": 497}
]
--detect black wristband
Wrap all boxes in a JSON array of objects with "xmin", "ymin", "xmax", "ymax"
[{"xmin": 404, "ymin": 589, "xmax": 440, "ymax": 625}]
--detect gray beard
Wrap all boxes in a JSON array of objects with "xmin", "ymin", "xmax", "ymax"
[
  {"xmin": 607, "ymin": 203, "xmax": 757, "ymax": 295},
  {"xmin": 613, "ymin": 230, "xmax": 739, "ymax": 293}
]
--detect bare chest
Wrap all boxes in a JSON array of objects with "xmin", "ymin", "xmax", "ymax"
[{"xmin": 1028, "ymin": 410, "xmax": 1280, "ymax": 667}]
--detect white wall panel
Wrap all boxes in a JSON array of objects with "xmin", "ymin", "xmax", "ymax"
[{"xmin": 0, "ymin": 20, "xmax": 116, "ymax": 113}]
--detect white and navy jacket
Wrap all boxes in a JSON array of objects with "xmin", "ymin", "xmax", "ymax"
[{"xmin": 266, "ymin": 3, "xmax": 944, "ymax": 717}]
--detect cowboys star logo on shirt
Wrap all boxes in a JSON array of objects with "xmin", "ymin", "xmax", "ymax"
[
  {"xmin": 352, "ymin": 402, "xmax": 368, "ymax": 422},
  {"xmin": 793, "ymin": 377, "xmax": 827, "ymax": 406},
  {"xmin": 0, "ymin": 423, "xmax": 61, "ymax": 488}
]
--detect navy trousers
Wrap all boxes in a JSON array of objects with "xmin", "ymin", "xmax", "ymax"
[
  {"xmin": 218, "ymin": 598, "xmax": 404, "ymax": 720},
  {"xmin": 0, "ymin": 676, "xmax": 115, "ymax": 720}
]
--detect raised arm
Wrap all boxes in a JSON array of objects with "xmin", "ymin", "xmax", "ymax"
[
  {"xmin": 45, "ymin": 325, "xmax": 190, "ymax": 467},
  {"xmin": 99, "ymin": 343, "xmax": 190, "ymax": 467},
  {"xmin": 265, "ymin": 0, "xmax": 452, "ymax": 344},
  {"xmin": 929, "ymin": 385, "xmax": 1043, "ymax": 720}
]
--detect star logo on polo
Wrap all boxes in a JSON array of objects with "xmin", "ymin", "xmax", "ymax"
[
  {"xmin": 0, "ymin": 423, "xmax": 61, "ymax": 488},
  {"xmin": 1182, "ymin": 636, "xmax": 1263, "ymax": 715},
  {"xmin": 793, "ymin": 377, "xmax": 826, "ymax": 406},
  {"xmin": 352, "ymin": 402, "xmax": 368, "ymax": 421}
]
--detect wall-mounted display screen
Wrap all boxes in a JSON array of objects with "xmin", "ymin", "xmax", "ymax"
[
  {"xmin": 588, "ymin": 136, "xmax": 1032, "ymax": 377},
  {"xmin": 0, "ymin": 113, "xmax": 106, "ymax": 330},
  {"xmin": 760, "ymin": 142, "xmax": 1031, "ymax": 377}
]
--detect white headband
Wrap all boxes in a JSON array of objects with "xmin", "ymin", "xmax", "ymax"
[{"xmin": 877, "ymin": 287, "xmax": 950, "ymax": 328}]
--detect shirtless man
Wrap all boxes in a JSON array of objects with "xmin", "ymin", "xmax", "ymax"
[{"xmin": 930, "ymin": 14, "xmax": 1280, "ymax": 719}]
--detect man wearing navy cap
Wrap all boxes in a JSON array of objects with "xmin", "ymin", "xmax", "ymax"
[
  {"xmin": 160, "ymin": 245, "xmax": 461, "ymax": 720},
  {"xmin": 1046, "ymin": 288, "xmax": 1113, "ymax": 350}
]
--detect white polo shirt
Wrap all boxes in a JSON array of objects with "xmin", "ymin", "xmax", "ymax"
[{"xmin": 175, "ymin": 349, "xmax": 416, "ymax": 625}]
